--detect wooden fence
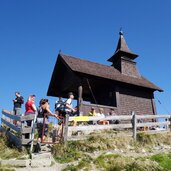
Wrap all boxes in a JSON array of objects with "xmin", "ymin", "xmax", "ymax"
[
  {"xmin": 1, "ymin": 109, "xmax": 36, "ymax": 151},
  {"xmin": 64, "ymin": 112, "xmax": 171, "ymax": 141},
  {"xmin": 1, "ymin": 109, "xmax": 171, "ymax": 149}
]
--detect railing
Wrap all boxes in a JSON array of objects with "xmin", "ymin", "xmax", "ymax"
[
  {"xmin": 63, "ymin": 112, "xmax": 171, "ymax": 141},
  {"xmin": 1, "ymin": 109, "xmax": 171, "ymax": 148},
  {"xmin": 1, "ymin": 109, "xmax": 36, "ymax": 152}
]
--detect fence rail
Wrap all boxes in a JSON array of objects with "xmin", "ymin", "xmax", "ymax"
[
  {"xmin": 1, "ymin": 109, "xmax": 171, "ymax": 149},
  {"xmin": 1, "ymin": 109, "xmax": 36, "ymax": 151},
  {"xmin": 65, "ymin": 112, "xmax": 171, "ymax": 141}
]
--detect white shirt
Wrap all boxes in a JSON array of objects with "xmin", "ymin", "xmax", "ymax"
[{"xmin": 65, "ymin": 98, "xmax": 73, "ymax": 112}]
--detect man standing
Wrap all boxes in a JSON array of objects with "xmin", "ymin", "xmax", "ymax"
[
  {"xmin": 65, "ymin": 92, "xmax": 77, "ymax": 116},
  {"xmin": 13, "ymin": 91, "xmax": 24, "ymax": 116}
]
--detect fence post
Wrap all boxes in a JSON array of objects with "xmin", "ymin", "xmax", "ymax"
[
  {"xmin": 132, "ymin": 111, "xmax": 137, "ymax": 141},
  {"xmin": 63, "ymin": 114, "xmax": 69, "ymax": 143},
  {"xmin": 170, "ymin": 115, "xmax": 171, "ymax": 132},
  {"xmin": 30, "ymin": 113, "xmax": 37, "ymax": 155}
]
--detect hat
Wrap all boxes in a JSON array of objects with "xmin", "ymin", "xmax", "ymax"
[
  {"xmin": 30, "ymin": 94, "xmax": 36, "ymax": 97},
  {"xmin": 68, "ymin": 92, "xmax": 74, "ymax": 96}
]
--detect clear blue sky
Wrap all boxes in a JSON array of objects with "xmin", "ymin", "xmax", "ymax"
[{"xmin": 0, "ymin": 0, "xmax": 170, "ymax": 117}]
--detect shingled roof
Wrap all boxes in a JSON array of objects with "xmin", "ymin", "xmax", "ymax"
[
  {"xmin": 108, "ymin": 31, "xmax": 138, "ymax": 62},
  {"xmin": 60, "ymin": 53, "xmax": 163, "ymax": 92}
]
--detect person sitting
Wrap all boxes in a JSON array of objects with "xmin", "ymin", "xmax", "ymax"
[
  {"xmin": 97, "ymin": 108, "xmax": 109, "ymax": 125},
  {"xmin": 88, "ymin": 107, "xmax": 97, "ymax": 125},
  {"xmin": 108, "ymin": 108, "xmax": 120, "ymax": 124},
  {"xmin": 88, "ymin": 107, "xmax": 97, "ymax": 116}
]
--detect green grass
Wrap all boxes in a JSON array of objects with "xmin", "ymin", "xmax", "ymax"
[
  {"xmin": 0, "ymin": 135, "xmax": 26, "ymax": 160},
  {"xmin": 150, "ymin": 153, "xmax": 171, "ymax": 171},
  {"xmin": 52, "ymin": 132, "xmax": 171, "ymax": 171}
]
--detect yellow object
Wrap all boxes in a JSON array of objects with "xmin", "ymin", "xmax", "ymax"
[
  {"xmin": 72, "ymin": 116, "xmax": 89, "ymax": 122},
  {"xmin": 88, "ymin": 111, "xmax": 96, "ymax": 116}
]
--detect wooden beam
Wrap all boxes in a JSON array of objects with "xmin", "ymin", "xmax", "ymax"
[
  {"xmin": 2, "ymin": 110, "xmax": 21, "ymax": 121},
  {"xmin": 77, "ymin": 85, "xmax": 83, "ymax": 114},
  {"xmin": 21, "ymin": 127, "xmax": 32, "ymax": 134},
  {"xmin": 69, "ymin": 115, "xmax": 132, "ymax": 122},
  {"xmin": 68, "ymin": 123, "xmax": 132, "ymax": 132},
  {"xmin": 5, "ymin": 130, "xmax": 22, "ymax": 148},
  {"xmin": 137, "ymin": 121, "xmax": 170, "ymax": 128},
  {"xmin": 1, "ymin": 118, "xmax": 21, "ymax": 133},
  {"xmin": 151, "ymin": 98, "xmax": 157, "ymax": 114},
  {"xmin": 20, "ymin": 114, "xmax": 35, "ymax": 122},
  {"xmin": 132, "ymin": 112, "xmax": 137, "ymax": 140},
  {"xmin": 63, "ymin": 114, "xmax": 69, "ymax": 142},
  {"xmin": 115, "ymin": 86, "xmax": 120, "ymax": 113},
  {"xmin": 136, "ymin": 115, "xmax": 170, "ymax": 119},
  {"xmin": 68, "ymin": 114, "xmax": 170, "ymax": 122}
]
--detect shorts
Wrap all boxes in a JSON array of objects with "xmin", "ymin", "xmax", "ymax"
[
  {"xmin": 13, "ymin": 108, "xmax": 21, "ymax": 115},
  {"xmin": 37, "ymin": 123, "xmax": 48, "ymax": 138},
  {"xmin": 37, "ymin": 118, "xmax": 48, "ymax": 138}
]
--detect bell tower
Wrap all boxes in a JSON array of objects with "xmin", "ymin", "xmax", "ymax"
[{"xmin": 108, "ymin": 31, "xmax": 140, "ymax": 78}]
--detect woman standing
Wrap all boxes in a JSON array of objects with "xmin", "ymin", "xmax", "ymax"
[
  {"xmin": 36, "ymin": 99, "xmax": 58, "ymax": 152},
  {"xmin": 25, "ymin": 94, "xmax": 37, "ymax": 126}
]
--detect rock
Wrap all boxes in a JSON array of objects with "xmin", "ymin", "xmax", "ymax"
[
  {"xmin": 1, "ymin": 159, "xmax": 30, "ymax": 167},
  {"xmin": 142, "ymin": 149, "xmax": 146, "ymax": 153},
  {"xmin": 31, "ymin": 159, "xmax": 52, "ymax": 167},
  {"xmin": 32, "ymin": 152, "xmax": 51, "ymax": 160},
  {"xmin": 31, "ymin": 152, "xmax": 52, "ymax": 167}
]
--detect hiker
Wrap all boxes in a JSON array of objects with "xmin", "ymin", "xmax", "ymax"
[
  {"xmin": 13, "ymin": 91, "xmax": 24, "ymax": 125},
  {"xmin": 97, "ymin": 108, "xmax": 109, "ymax": 125},
  {"xmin": 24, "ymin": 95, "xmax": 37, "ymax": 139},
  {"xmin": 65, "ymin": 92, "xmax": 77, "ymax": 116},
  {"xmin": 108, "ymin": 108, "xmax": 120, "ymax": 124},
  {"xmin": 25, "ymin": 95, "xmax": 37, "ymax": 126},
  {"xmin": 88, "ymin": 107, "xmax": 97, "ymax": 125},
  {"xmin": 88, "ymin": 107, "xmax": 97, "ymax": 116},
  {"xmin": 55, "ymin": 97, "xmax": 64, "ymax": 113},
  {"xmin": 55, "ymin": 97, "xmax": 66, "ymax": 117},
  {"xmin": 13, "ymin": 91, "xmax": 24, "ymax": 116},
  {"xmin": 36, "ymin": 98, "xmax": 58, "ymax": 152}
]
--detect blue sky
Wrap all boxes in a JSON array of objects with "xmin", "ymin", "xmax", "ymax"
[{"xmin": 0, "ymin": 0, "xmax": 170, "ymax": 117}]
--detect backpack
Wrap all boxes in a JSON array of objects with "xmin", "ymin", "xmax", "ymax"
[
  {"xmin": 55, "ymin": 100, "xmax": 66, "ymax": 112},
  {"xmin": 21, "ymin": 96, "xmax": 24, "ymax": 104}
]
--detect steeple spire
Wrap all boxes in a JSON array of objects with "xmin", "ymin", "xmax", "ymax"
[
  {"xmin": 107, "ymin": 31, "xmax": 140, "ymax": 78},
  {"xmin": 108, "ymin": 31, "xmax": 138, "ymax": 63}
]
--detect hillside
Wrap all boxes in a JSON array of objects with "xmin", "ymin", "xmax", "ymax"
[
  {"xmin": 52, "ymin": 131, "xmax": 171, "ymax": 171},
  {"xmin": 1, "ymin": 131, "xmax": 171, "ymax": 171}
]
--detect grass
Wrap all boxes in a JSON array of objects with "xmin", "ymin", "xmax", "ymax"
[
  {"xmin": 150, "ymin": 153, "xmax": 171, "ymax": 171},
  {"xmin": 52, "ymin": 132, "xmax": 171, "ymax": 171},
  {"xmin": 0, "ymin": 135, "xmax": 26, "ymax": 160}
]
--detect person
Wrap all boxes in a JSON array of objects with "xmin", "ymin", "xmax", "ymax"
[
  {"xmin": 97, "ymin": 108, "xmax": 109, "ymax": 125},
  {"xmin": 108, "ymin": 108, "xmax": 120, "ymax": 124},
  {"xmin": 36, "ymin": 98, "xmax": 58, "ymax": 152},
  {"xmin": 55, "ymin": 97, "xmax": 64, "ymax": 112},
  {"xmin": 25, "ymin": 95, "xmax": 37, "ymax": 126},
  {"xmin": 65, "ymin": 92, "xmax": 77, "ymax": 116},
  {"xmin": 88, "ymin": 107, "xmax": 97, "ymax": 125},
  {"xmin": 55, "ymin": 97, "xmax": 66, "ymax": 118},
  {"xmin": 13, "ymin": 91, "xmax": 24, "ymax": 116},
  {"xmin": 88, "ymin": 107, "xmax": 97, "ymax": 116},
  {"xmin": 24, "ymin": 95, "xmax": 37, "ymax": 139}
]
